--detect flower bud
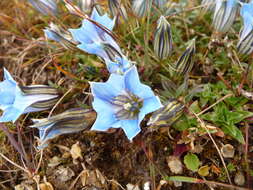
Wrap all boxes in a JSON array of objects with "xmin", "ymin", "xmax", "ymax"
[
  {"xmin": 237, "ymin": 1, "xmax": 253, "ymax": 55},
  {"xmin": 132, "ymin": 0, "xmax": 152, "ymax": 18},
  {"xmin": 201, "ymin": 0, "xmax": 215, "ymax": 11},
  {"xmin": 78, "ymin": 0, "xmax": 95, "ymax": 13},
  {"xmin": 44, "ymin": 23, "xmax": 78, "ymax": 50},
  {"xmin": 175, "ymin": 39, "xmax": 195, "ymax": 76},
  {"xmin": 153, "ymin": 0, "xmax": 167, "ymax": 9},
  {"xmin": 20, "ymin": 85, "xmax": 60, "ymax": 112},
  {"xmin": 212, "ymin": 0, "xmax": 239, "ymax": 33},
  {"xmin": 154, "ymin": 15, "xmax": 173, "ymax": 60},
  {"xmin": 28, "ymin": 0, "xmax": 58, "ymax": 15},
  {"xmin": 147, "ymin": 99, "xmax": 184, "ymax": 127},
  {"xmin": 30, "ymin": 108, "xmax": 96, "ymax": 149},
  {"xmin": 108, "ymin": 0, "xmax": 128, "ymax": 20}
]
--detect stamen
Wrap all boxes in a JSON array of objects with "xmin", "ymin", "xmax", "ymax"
[{"xmin": 112, "ymin": 91, "xmax": 143, "ymax": 120}]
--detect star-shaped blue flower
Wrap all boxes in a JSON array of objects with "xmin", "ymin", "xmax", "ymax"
[
  {"xmin": 69, "ymin": 8, "xmax": 132, "ymax": 74},
  {"xmin": 90, "ymin": 66, "xmax": 163, "ymax": 140},
  {"xmin": 237, "ymin": 1, "xmax": 253, "ymax": 54},
  {"xmin": 0, "ymin": 68, "xmax": 59, "ymax": 123},
  {"xmin": 69, "ymin": 8, "xmax": 121, "ymax": 60}
]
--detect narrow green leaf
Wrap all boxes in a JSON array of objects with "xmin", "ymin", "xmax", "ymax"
[{"xmin": 164, "ymin": 176, "xmax": 201, "ymax": 183}]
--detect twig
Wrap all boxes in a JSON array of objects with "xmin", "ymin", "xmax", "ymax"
[
  {"xmin": 0, "ymin": 152, "xmax": 30, "ymax": 175},
  {"xmin": 0, "ymin": 124, "xmax": 26, "ymax": 161},
  {"xmin": 48, "ymin": 87, "xmax": 73, "ymax": 118},
  {"xmin": 190, "ymin": 111, "xmax": 232, "ymax": 185},
  {"xmin": 167, "ymin": 176, "xmax": 249, "ymax": 190},
  {"xmin": 35, "ymin": 150, "xmax": 43, "ymax": 174},
  {"xmin": 197, "ymin": 93, "xmax": 233, "ymax": 116}
]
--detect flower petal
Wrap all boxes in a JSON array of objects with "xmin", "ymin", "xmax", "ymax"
[
  {"xmin": 139, "ymin": 96, "xmax": 163, "ymax": 120},
  {"xmin": 0, "ymin": 107, "xmax": 23, "ymax": 122},
  {"xmin": 124, "ymin": 66, "xmax": 155, "ymax": 99},
  {"xmin": 121, "ymin": 119, "xmax": 141, "ymax": 141},
  {"xmin": 77, "ymin": 42, "xmax": 108, "ymax": 59},
  {"xmin": 91, "ymin": 8, "xmax": 115, "ymax": 31},
  {"xmin": 90, "ymin": 73, "xmax": 125, "ymax": 101},
  {"xmin": 91, "ymin": 112, "xmax": 118, "ymax": 131}
]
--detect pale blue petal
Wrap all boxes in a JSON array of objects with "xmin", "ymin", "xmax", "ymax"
[
  {"xmin": 91, "ymin": 112, "xmax": 118, "ymax": 131},
  {"xmin": 0, "ymin": 69, "xmax": 17, "ymax": 111},
  {"xmin": 124, "ymin": 66, "xmax": 155, "ymax": 99},
  {"xmin": 139, "ymin": 96, "xmax": 163, "ymax": 120},
  {"xmin": 77, "ymin": 42, "xmax": 108, "ymax": 59},
  {"xmin": 91, "ymin": 8, "xmax": 115, "ymax": 31},
  {"xmin": 0, "ymin": 107, "xmax": 23, "ymax": 122},
  {"xmin": 44, "ymin": 29, "xmax": 61, "ymax": 42},
  {"xmin": 3, "ymin": 68, "xmax": 16, "ymax": 82},
  {"xmin": 121, "ymin": 119, "xmax": 141, "ymax": 141},
  {"xmin": 69, "ymin": 24, "xmax": 99, "ymax": 43},
  {"xmin": 92, "ymin": 97, "xmax": 114, "ymax": 113},
  {"xmin": 90, "ymin": 74, "xmax": 125, "ymax": 101},
  {"xmin": 0, "ymin": 81, "xmax": 16, "ymax": 106},
  {"xmin": 241, "ymin": 2, "xmax": 253, "ymax": 35}
]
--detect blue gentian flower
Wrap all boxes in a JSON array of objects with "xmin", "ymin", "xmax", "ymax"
[
  {"xmin": 212, "ymin": 0, "xmax": 239, "ymax": 32},
  {"xmin": 28, "ymin": 0, "xmax": 58, "ymax": 16},
  {"xmin": 90, "ymin": 66, "xmax": 163, "ymax": 140},
  {"xmin": 69, "ymin": 8, "xmax": 120, "ymax": 60},
  {"xmin": 29, "ymin": 108, "xmax": 95, "ymax": 149},
  {"xmin": 0, "ymin": 68, "xmax": 59, "ymax": 123},
  {"xmin": 237, "ymin": 1, "xmax": 253, "ymax": 54},
  {"xmin": 69, "ymin": 8, "xmax": 132, "ymax": 73}
]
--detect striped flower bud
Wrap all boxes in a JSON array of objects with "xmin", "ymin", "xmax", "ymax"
[
  {"xmin": 108, "ymin": 0, "xmax": 128, "ymax": 20},
  {"xmin": 78, "ymin": 0, "xmax": 96, "ymax": 13},
  {"xmin": 29, "ymin": 108, "xmax": 96, "ymax": 149},
  {"xmin": 19, "ymin": 85, "xmax": 60, "ymax": 112},
  {"xmin": 154, "ymin": 15, "xmax": 173, "ymax": 60},
  {"xmin": 154, "ymin": 0, "xmax": 167, "ymax": 9},
  {"xmin": 201, "ymin": 0, "xmax": 215, "ymax": 11},
  {"xmin": 237, "ymin": 1, "xmax": 253, "ymax": 55},
  {"xmin": 108, "ymin": 0, "xmax": 120, "ymax": 16},
  {"xmin": 102, "ymin": 42, "xmax": 123, "ymax": 61},
  {"xmin": 212, "ymin": 0, "xmax": 239, "ymax": 33},
  {"xmin": 175, "ymin": 39, "xmax": 195, "ymax": 76},
  {"xmin": 132, "ymin": 0, "xmax": 152, "ymax": 18},
  {"xmin": 147, "ymin": 99, "xmax": 184, "ymax": 127},
  {"xmin": 44, "ymin": 23, "xmax": 78, "ymax": 50},
  {"xmin": 28, "ymin": 0, "xmax": 58, "ymax": 16}
]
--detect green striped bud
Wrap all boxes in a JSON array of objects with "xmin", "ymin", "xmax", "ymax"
[
  {"xmin": 30, "ymin": 108, "xmax": 96, "ymax": 149},
  {"xmin": 108, "ymin": 0, "xmax": 120, "ymax": 16},
  {"xmin": 237, "ymin": 28, "xmax": 253, "ymax": 55},
  {"xmin": 175, "ymin": 39, "xmax": 195, "ymax": 76},
  {"xmin": 108, "ymin": 0, "xmax": 128, "ymax": 20},
  {"xmin": 132, "ymin": 0, "xmax": 152, "ymax": 18},
  {"xmin": 44, "ymin": 23, "xmax": 78, "ymax": 50},
  {"xmin": 154, "ymin": 15, "xmax": 173, "ymax": 60},
  {"xmin": 147, "ymin": 99, "xmax": 184, "ymax": 127},
  {"xmin": 212, "ymin": 0, "xmax": 239, "ymax": 33},
  {"xmin": 20, "ymin": 85, "xmax": 60, "ymax": 111}
]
